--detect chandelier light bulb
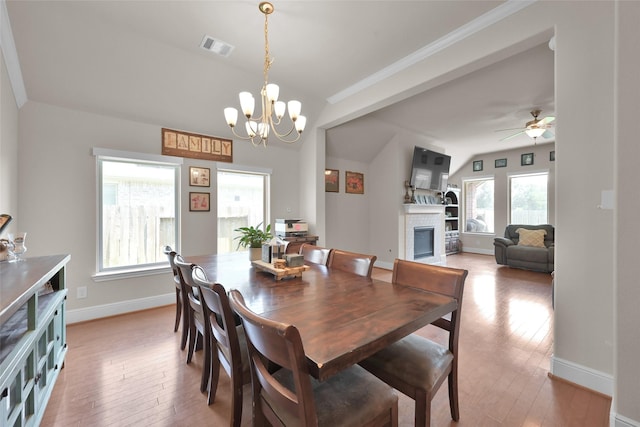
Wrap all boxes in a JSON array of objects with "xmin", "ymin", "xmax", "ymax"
[
  {"xmin": 288, "ymin": 100, "xmax": 301, "ymax": 121},
  {"xmin": 295, "ymin": 115, "xmax": 307, "ymax": 133},
  {"xmin": 224, "ymin": 107, "xmax": 238, "ymax": 127},
  {"xmin": 266, "ymin": 84, "xmax": 279, "ymax": 103},
  {"xmin": 274, "ymin": 101, "xmax": 286, "ymax": 119},
  {"xmin": 239, "ymin": 92, "xmax": 255, "ymax": 118}
]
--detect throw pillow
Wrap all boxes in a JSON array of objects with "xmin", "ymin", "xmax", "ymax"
[{"xmin": 516, "ymin": 228, "xmax": 547, "ymax": 248}]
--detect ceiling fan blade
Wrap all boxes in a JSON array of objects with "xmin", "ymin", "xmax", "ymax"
[
  {"xmin": 541, "ymin": 129, "xmax": 554, "ymax": 139},
  {"xmin": 539, "ymin": 116, "xmax": 556, "ymax": 125},
  {"xmin": 495, "ymin": 127, "xmax": 525, "ymax": 132},
  {"xmin": 500, "ymin": 130, "xmax": 525, "ymax": 141}
]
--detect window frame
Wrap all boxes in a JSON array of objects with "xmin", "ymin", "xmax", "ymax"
[
  {"xmin": 216, "ymin": 163, "xmax": 272, "ymax": 254},
  {"xmin": 462, "ymin": 175, "xmax": 495, "ymax": 235},
  {"xmin": 508, "ymin": 171, "xmax": 549, "ymax": 225},
  {"xmin": 93, "ymin": 148, "xmax": 182, "ymax": 281}
]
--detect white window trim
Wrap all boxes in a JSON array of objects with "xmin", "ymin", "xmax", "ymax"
[
  {"xmin": 462, "ymin": 175, "xmax": 495, "ymax": 235},
  {"xmin": 92, "ymin": 148, "xmax": 182, "ymax": 281},
  {"xmin": 507, "ymin": 170, "xmax": 549, "ymax": 225}
]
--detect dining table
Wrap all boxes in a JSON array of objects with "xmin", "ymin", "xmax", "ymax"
[{"xmin": 185, "ymin": 252, "xmax": 457, "ymax": 381}]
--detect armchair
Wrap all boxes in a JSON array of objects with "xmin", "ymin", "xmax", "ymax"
[{"xmin": 494, "ymin": 224, "xmax": 554, "ymax": 273}]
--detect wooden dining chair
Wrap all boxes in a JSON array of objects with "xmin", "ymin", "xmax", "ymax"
[
  {"xmin": 229, "ymin": 290, "xmax": 399, "ymax": 427},
  {"xmin": 299, "ymin": 243, "xmax": 331, "ymax": 265},
  {"xmin": 326, "ymin": 248, "xmax": 377, "ymax": 278},
  {"xmin": 359, "ymin": 259, "xmax": 468, "ymax": 427},
  {"xmin": 163, "ymin": 246, "xmax": 187, "ymax": 348},
  {"xmin": 192, "ymin": 267, "xmax": 250, "ymax": 425},
  {"xmin": 174, "ymin": 255, "xmax": 210, "ymax": 393}
]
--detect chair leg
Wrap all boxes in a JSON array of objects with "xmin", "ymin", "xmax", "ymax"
[
  {"xmin": 448, "ymin": 369, "xmax": 460, "ymax": 421},
  {"xmin": 200, "ymin": 330, "xmax": 210, "ymax": 393},
  {"xmin": 187, "ymin": 320, "xmax": 196, "ymax": 363},
  {"xmin": 230, "ymin": 372, "xmax": 243, "ymax": 427},
  {"xmin": 174, "ymin": 288, "xmax": 181, "ymax": 332},
  {"xmin": 414, "ymin": 389, "xmax": 429, "ymax": 427},
  {"xmin": 207, "ymin": 349, "xmax": 221, "ymax": 405},
  {"xmin": 180, "ymin": 305, "xmax": 189, "ymax": 351}
]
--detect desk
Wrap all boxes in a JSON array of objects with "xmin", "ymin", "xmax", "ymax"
[{"xmin": 186, "ymin": 252, "xmax": 457, "ymax": 381}]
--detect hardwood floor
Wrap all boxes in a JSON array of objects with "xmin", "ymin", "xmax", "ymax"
[{"xmin": 42, "ymin": 253, "xmax": 611, "ymax": 426}]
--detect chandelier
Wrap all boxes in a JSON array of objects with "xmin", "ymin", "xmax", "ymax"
[{"xmin": 223, "ymin": 2, "xmax": 306, "ymax": 147}]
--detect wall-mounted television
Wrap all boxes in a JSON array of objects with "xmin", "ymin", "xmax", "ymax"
[{"xmin": 409, "ymin": 146, "xmax": 451, "ymax": 192}]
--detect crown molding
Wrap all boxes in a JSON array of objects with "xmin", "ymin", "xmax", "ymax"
[
  {"xmin": 1, "ymin": 0, "xmax": 27, "ymax": 108},
  {"xmin": 326, "ymin": 0, "xmax": 537, "ymax": 105}
]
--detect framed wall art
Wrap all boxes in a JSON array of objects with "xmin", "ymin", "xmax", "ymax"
[
  {"xmin": 189, "ymin": 166, "xmax": 210, "ymax": 187},
  {"xmin": 325, "ymin": 169, "xmax": 339, "ymax": 192},
  {"xmin": 473, "ymin": 160, "xmax": 483, "ymax": 172},
  {"xmin": 345, "ymin": 171, "xmax": 364, "ymax": 194},
  {"xmin": 495, "ymin": 158, "xmax": 507, "ymax": 168},
  {"xmin": 521, "ymin": 153, "xmax": 534, "ymax": 166},
  {"xmin": 162, "ymin": 128, "xmax": 232, "ymax": 163},
  {"xmin": 189, "ymin": 192, "xmax": 210, "ymax": 212}
]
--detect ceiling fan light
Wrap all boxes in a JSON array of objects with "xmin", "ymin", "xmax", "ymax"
[{"xmin": 525, "ymin": 127, "xmax": 545, "ymax": 138}]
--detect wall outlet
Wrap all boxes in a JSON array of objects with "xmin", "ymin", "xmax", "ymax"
[{"xmin": 77, "ymin": 286, "xmax": 87, "ymax": 299}]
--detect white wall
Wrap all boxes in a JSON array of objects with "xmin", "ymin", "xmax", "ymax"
[
  {"xmin": 449, "ymin": 142, "xmax": 556, "ymax": 254},
  {"xmin": 615, "ymin": 1, "xmax": 640, "ymax": 423},
  {"xmin": 317, "ymin": 0, "xmax": 623, "ymax": 413},
  {"xmin": 17, "ymin": 101, "xmax": 302, "ymax": 316},
  {"xmin": 0, "ymin": 51, "xmax": 18, "ymax": 233}
]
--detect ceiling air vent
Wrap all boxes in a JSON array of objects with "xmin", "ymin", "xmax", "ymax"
[{"xmin": 200, "ymin": 35, "xmax": 235, "ymax": 58}]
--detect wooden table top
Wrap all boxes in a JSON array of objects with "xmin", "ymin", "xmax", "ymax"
[{"xmin": 186, "ymin": 252, "xmax": 457, "ymax": 381}]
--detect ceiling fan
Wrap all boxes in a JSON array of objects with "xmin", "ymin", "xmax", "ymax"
[{"xmin": 497, "ymin": 109, "xmax": 555, "ymax": 141}]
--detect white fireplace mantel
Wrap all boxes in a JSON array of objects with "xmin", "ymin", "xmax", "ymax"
[
  {"xmin": 402, "ymin": 204, "xmax": 446, "ymax": 266},
  {"xmin": 403, "ymin": 204, "xmax": 445, "ymax": 214}
]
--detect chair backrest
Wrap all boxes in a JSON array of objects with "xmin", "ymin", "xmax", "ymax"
[
  {"xmin": 326, "ymin": 249, "xmax": 376, "ymax": 278},
  {"xmin": 391, "ymin": 258, "xmax": 467, "ymax": 352},
  {"xmin": 174, "ymin": 255, "xmax": 201, "ymax": 314},
  {"xmin": 192, "ymin": 267, "xmax": 243, "ymax": 377},
  {"xmin": 299, "ymin": 244, "xmax": 331, "ymax": 265},
  {"xmin": 504, "ymin": 224, "xmax": 554, "ymax": 246},
  {"xmin": 163, "ymin": 245, "xmax": 180, "ymax": 284},
  {"xmin": 229, "ymin": 290, "xmax": 318, "ymax": 426}
]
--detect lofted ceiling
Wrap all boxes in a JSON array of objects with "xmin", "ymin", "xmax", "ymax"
[{"xmin": 5, "ymin": 1, "xmax": 554, "ymax": 174}]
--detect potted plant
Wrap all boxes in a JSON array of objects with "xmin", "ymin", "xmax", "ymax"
[{"xmin": 234, "ymin": 222, "xmax": 273, "ymax": 261}]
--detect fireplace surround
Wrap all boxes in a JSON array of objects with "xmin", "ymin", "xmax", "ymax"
[{"xmin": 403, "ymin": 204, "xmax": 445, "ymax": 265}]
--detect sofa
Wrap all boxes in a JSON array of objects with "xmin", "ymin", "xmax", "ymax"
[{"xmin": 493, "ymin": 224, "xmax": 554, "ymax": 273}]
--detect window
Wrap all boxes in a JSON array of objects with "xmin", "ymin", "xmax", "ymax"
[
  {"xmin": 217, "ymin": 166, "xmax": 271, "ymax": 254},
  {"xmin": 95, "ymin": 149, "xmax": 180, "ymax": 276},
  {"xmin": 464, "ymin": 178, "xmax": 494, "ymax": 233},
  {"xmin": 509, "ymin": 172, "xmax": 548, "ymax": 224}
]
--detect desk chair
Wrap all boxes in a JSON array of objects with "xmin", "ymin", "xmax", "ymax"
[
  {"xmin": 299, "ymin": 244, "xmax": 331, "ymax": 265},
  {"xmin": 326, "ymin": 248, "xmax": 377, "ymax": 278},
  {"xmin": 359, "ymin": 259, "xmax": 468, "ymax": 427},
  {"xmin": 174, "ymin": 255, "xmax": 210, "ymax": 393},
  {"xmin": 229, "ymin": 290, "xmax": 398, "ymax": 427},
  {"xmin": 163, "ymin": 246, "xmax": 187, "ymax": 348},
  {"xmin": 193, "ymin": 267, "xmax": 250, "ymax": 426}
]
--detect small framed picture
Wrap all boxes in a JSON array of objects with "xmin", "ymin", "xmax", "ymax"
[
  {"xmin": 189, "ymin": 192, "xmax": 210, "ymax": 212},
  {"xmin": 521, "ymin": 153, "xmax": 534, "ymax": 166},
  {"xmin": 325, "ymin": 169, "xmax": 339, "ymax": 192},
  {"xmin": 189, "ymin": 166, "xmax": 210, "ymax": 187},
  {"xmin": 495, "ymin": 158, "xmax": 507, "ymax": 168},
  {"xmin": 550, "ymin": 151, "xmax": 555, "ymax": 161},
  {"xmin": 473, "ymin": 160, "xmax": 483, "ymax": 172},
  {"xmin": 345, "ymin": 171, "xmax": 364, "ymax": 194}
]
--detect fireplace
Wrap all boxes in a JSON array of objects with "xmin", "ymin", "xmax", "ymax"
[
  {"xmin": 403, "ymin": 204, "xmax": 445, "ymax": 265},
  {"xmin": 414, "ymin": 226, "xmax": 434, "ymax": 259}
]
